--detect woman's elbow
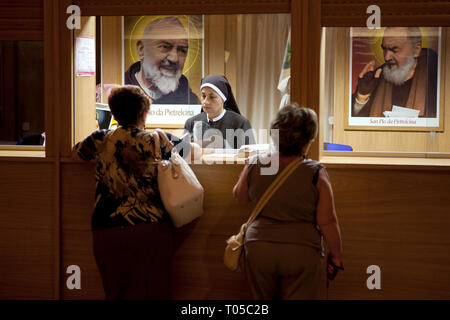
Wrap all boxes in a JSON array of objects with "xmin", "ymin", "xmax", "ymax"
[{"xmin": 232, "ymin": 186, "xmax": 249, "ymax": 204}]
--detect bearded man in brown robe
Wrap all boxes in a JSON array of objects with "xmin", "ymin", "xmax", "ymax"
[{"xmin": 352, "ymin": 27, "xmax": 438, "ymax": 118}]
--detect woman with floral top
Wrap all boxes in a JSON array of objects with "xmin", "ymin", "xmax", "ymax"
[{"xmin": 73, "ymin": 85, "xmax": 200, "ymax": 299}]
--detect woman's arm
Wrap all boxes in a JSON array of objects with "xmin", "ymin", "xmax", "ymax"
[
  {"xmin": 316, "ymin": 168, "xmax": 343, "ymax": 269},
  {"xmin": 232, "ymin": 165, "xmax": 250, "ymax": 204},
  {"xmin": 71, "ymin": 130, "xmax": 107, "ymax": 161}
]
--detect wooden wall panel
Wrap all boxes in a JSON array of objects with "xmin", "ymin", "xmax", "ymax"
[
  {"xmin": 204, "ymin": 15, "xmax": 226, "ymax": 76},
  {"xmin": 74, "ymin": 17, "xmax": 97, "ymax": 145},
  {"xmin": 60, "ymin": 162, "xmax": 253, "ymax": 299},
  {"xmin": 327, "ymin": 166, "xmax": 450, "ymax": 299},
  {"xmin": 45, "ymin": 0, "xmax": 74, "ymax": 158},
  {"xmin": 0, "ymin": 0, "xmax": 43, "ymax": 40},
  {"xmin": 59, "ymin": 160, "xmax": 450, "ymax": 300},
  {"xmin": 171, "ymin": 164, "xmax": 253, "ymax": 299},
  {"xmin": 225, "ymin": 15, "xmax": 238, "ymax": 101},
  {"xmin": 60, "ymin": 162, "xmax": 103, "ymax": 299},
  {"xmin": 291, "ymin": 0, "xmax": 321, "ymax": 160},
  {"xmin": 322, "ymin": 0, "xmax": 450, "ymax": 27},
  {"xmin": 74, "ymin": 0, "xmax": 290, "ymax": 16},
  {"xmin": 0, "ymin": 160, "xmax": 55, "ymax": 299},
  {"xmin": 101, "ymin": 16, "xmax": 122, "ymax": 104},
  {"xmin": 0, "ymin": 157, "xmax": 449, "ymax": 299}
]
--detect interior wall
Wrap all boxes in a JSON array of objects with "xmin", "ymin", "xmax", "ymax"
[{"xmin": 325, "ymin": 27, "xmax": 450, "ymax": 153}]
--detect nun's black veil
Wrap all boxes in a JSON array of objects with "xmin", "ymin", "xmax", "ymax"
[{"xmin": 200, "ymin": 75, "xmax": 241, "ymax": 115}]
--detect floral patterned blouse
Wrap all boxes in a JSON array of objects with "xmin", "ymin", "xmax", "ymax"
[{"xmin": 74, "ymin": 126, "xmax": 189, "ymax": 230}]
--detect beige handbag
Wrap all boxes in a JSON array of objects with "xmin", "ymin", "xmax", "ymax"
[
  {"xmin": 153, "ymin": 130, "xmax": 204, "ymax": 228},
  {"xmin": 224, "ymin": 156, "xmax": 304, "ymax": 272}
]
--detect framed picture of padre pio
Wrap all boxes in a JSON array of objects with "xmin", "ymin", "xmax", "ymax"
[
  {"xmin": 346, "ymin": 27, "xmax": 443, "ymax": 131},
  {"xmin": 124, "ymin": 15, "xmax": 203, "ymax": 127}
]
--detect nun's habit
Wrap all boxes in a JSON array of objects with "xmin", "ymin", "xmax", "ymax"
[{"xmin": 184, "ymin": 75, "xmax": 255, "ymax": 149}]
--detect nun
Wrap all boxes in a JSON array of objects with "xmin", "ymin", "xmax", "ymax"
[{"xmin": 184, "ymin": 75, "xmax": 255, "ymax": 149}]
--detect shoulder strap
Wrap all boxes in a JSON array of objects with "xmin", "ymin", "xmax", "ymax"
[
  {"xmin": 152, "ymin": 129, "xmax": 174, "ymax": 160},
  {"xmin": 246, "ymin": 157, "xmax": 303, "ymax": 225}
]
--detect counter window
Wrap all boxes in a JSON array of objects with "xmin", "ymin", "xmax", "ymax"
[
  {"xmin": 0, "ymin": 40, "xmax": 45, "ymax": 148},
  {"xmin": 320, "ymin": 27, "xmax": 449, "ymax": 163},
  {"xmin": 73, "ymin": 14, "xmax": 291, "ymax": 150}
]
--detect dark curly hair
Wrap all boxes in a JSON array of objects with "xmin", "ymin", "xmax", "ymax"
[
  {"xmin": 271, "ymin": 103, "xmax": 318, "ymax": 156},
  {"xmin": 108, "ymin": 85, "xmax": 151, "ymax": 126}
]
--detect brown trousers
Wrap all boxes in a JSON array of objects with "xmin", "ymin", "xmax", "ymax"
[
  {"xmin": 93, "ymin": 221, "xmax": 173, "ymax": 300},
  {"xmin": 244, "ymin": 241, "xmax": 326, "ymax": 299}
]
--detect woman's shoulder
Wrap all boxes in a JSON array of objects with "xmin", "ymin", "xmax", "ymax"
[
  {"xmin": 301, "ymin": 159, "xmax": 326, "ymax": 185},
  {"xmin": 302, "ymin": 159, "xmax": 325, "ymax": 170},
  {"xmin": 91, "ymin": 128, "xmax": 111, "ymax": 139}
]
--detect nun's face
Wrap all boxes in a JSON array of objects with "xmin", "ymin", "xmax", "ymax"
[{"xmin": 201, "ymin": 87, "xmax": 224, "ymax": 119}]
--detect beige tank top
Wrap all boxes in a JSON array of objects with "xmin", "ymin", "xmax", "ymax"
[{"xmin": 245, "ymin": 158, "xmax": 324, "ymax": 253}]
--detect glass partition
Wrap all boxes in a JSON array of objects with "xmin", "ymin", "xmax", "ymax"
[
  {"xmin": 320, "ymin": 27, "xmax": 449, "ymax": 159},
  {"xmin": 0, "ymin": 40, "xmax": 45, "ymax": 147},
  {"xmin": 72, "ymin": 14, "xmax": 291, "ymax": 149}
]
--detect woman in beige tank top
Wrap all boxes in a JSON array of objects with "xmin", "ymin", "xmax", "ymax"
[{"xmin": 233, "ymin": 104, "xmax": 343, "ymax": 299}]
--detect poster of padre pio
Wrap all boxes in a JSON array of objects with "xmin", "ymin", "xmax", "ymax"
[
  {"xmin": 123, "ymin": 15, "xmax": 203, "ymax": 127},
  {"xmin": 347, "ymin": 27, "xmax": 442, "ymax": 131}
]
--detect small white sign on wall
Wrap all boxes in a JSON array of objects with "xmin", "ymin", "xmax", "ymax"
[
  {"xmin": 146, "ymin": 104, "xmax": 202, "ymax": 126},
  {"xmin": 76, "ymin": 36, "xmax": 95, "ymax": 77}
]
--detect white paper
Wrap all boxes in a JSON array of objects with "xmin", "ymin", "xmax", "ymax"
[
  {"xmin": 383, "ymin": 106, "xmax": 420, "ymax": 118},
  {"xmin": 76, "ymin": 37, "xmax": 95, "ymax": 76},
  {"xmin": 238, "ymin": 144, "xmax": 271, "ymax": 153}
]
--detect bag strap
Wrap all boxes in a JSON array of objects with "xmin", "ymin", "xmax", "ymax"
[
  {"xmin": 152, "ymin": 129, "xmax": 174, "ymax": 160},
  {"xmin": 246, "ymin": 156, "xmax": 304, "ymax": 226}
]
